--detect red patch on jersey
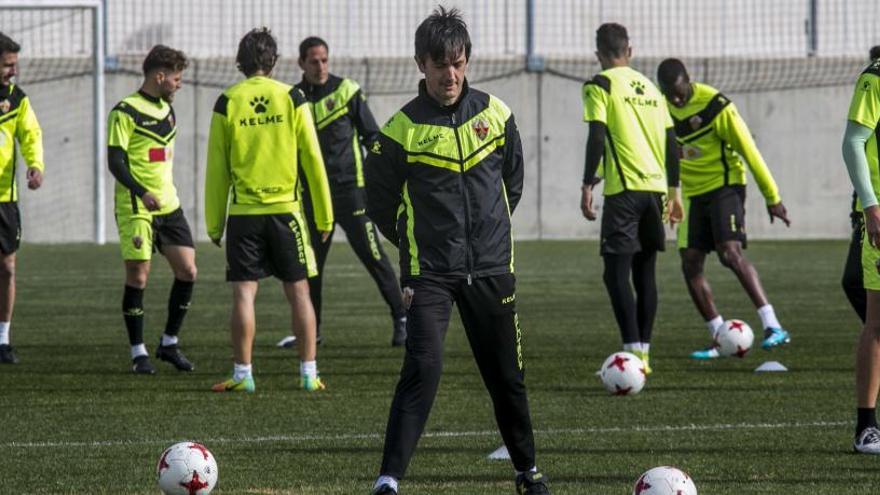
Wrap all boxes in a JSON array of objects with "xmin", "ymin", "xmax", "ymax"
[
  {"xmin": 472, "ymin": 118, "xmax": 489, "ymax": 140},
  {"xmin": 149, "ymin": 147, "xmax": 170, "ymax": 162}
]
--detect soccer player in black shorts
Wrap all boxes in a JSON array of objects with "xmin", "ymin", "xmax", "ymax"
[
  {"xmin": 365, "ymin": 8, "xmax": 549, "ymax": 495},
  {"xmin": 205, "ymin": 28, "xmax": 333, "ymax": 393},
  {"xmin": 580, "ymin": 24, "xmax": 683, "ymax": 374},
  {"xmin": 107, "ymin": 46, "xmax": 196, "ymax": 374},
  {"xmin": 0, "ymin": 33, "xmax": 45, "ymax": 364},
  {"xmin": 657, "ymin": 58, "xmax": 792, "ymax": 359}
]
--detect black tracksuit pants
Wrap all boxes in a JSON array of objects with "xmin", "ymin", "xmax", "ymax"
[
  {"xmin": 379, "ymin": 273, "xmax": 536, "ymax": 478},
  {"xmin": 303, "ymin": 187, "xmax": 405, "ymax": 333},
  {"xmin": 843, "ymin": 215, "xmax": 867, "ymax": 323}
]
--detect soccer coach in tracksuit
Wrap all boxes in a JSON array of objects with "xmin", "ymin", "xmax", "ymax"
[{"xmin": 364, "ymin": 7, "xmax": 549, "ymax": 495}]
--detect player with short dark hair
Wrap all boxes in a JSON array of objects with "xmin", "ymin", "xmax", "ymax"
[
  {"xmin": 205, "ymin": 27, "xmax": 333, "ymax": 393},
  {"xmin": 274, "ymin": 36, "xmax": 406, "ymax": 349},
  {"xmin": 107, "ymin": 44, "xmax": 196, "ymax": 374},
  {"xmin": 0, "ymin": 32, "xmax": 44, "ymax": 364},
  {"xmin": 365, "ymin": 7, "xmax": 548, "ymax": 495},
  {"xmin": 656, "ymin": 58, "xmax": 791, "ymax": 359},
  {"xmin": 842, "ymin": 45, "xmax": 880, "ymax": 323},
  {"xmin": 843, "ymin": 51, "xmax": 880, "ymax": 454},
  {"xmin": 581, "ymin": 23, "xmax": 683, "ymax": 373}
]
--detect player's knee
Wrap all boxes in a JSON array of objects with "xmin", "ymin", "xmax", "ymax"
[
  {"xmin": 718, "ymin": 248, "xmax": 743, "ymax": 271},
  {"xmin": 0, "ymin": 257, "xmax": 15, "ymax": 280},
  {"xmin": 681, "ymin": 258, "xmax": 702, "ymax": 279},
  {"xmin": 176, "ymin": 264, "xmax": 197, "ymax": 282}
]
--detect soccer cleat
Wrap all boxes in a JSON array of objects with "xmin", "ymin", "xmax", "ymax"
[
  {"xmin": 854, "ymin": 426, "xmax": 880, "ymax": 454},
  {"xmin": 155, "ymin": 343, "xmax": 195, "ymax": 371},
  {"xmin": 276, "ymin": 334, "xmax": 323, "ymax": 348},
  {"xmin": 0, "ymin": 344, "xmax": 19, "ymax": 364},
  {"xmin": 131, "ymin": 355, "xmax": 156, "ymax": 375},
  {"xmin": 391, "ymin": 317, "xmax": 407, "ymax": 347},
  {"xmin": 211, "ymin": 376, "xmax": 255, "ymax": 393},
  {"xmin": 633, "ymin": 350, "xmax": 652, "ymax": 375},
  {"xmin": 761, "ymin": 327, "xmax": 791, "ymax": 350},
  {"xmin": 516, "ymin": 471, "xmax": 551, "ymax": 495},
  {"xmin": 371, "ymin": 484, "xmax": 397, "ymax": 495},
  {"xmin": 301, "ymin": 375, "xmax": 326, "ymax": 391},
  {"xmin": 690, "ymin": 344, "xmax": 721, "ymax": 360},
  {"xmin": 276, "ymin": 335, "xmax": 296, "ymax": 348}
]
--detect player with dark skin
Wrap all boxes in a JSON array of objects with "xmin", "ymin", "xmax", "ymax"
[{"xmin": 661, "ymin": 72, "xmax": 790, "ymax": 328}]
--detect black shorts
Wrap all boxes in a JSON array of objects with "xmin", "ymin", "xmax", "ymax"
[
  {"xmin": 0, "ymin": 202, "xmax": 20, "ymax": 255},
  {"xmin": 152, "ymin": 208, "xmax": 195, "ymax": 253},
  {"xmin": 679, "ymin": 185, "xmax": 747, "ymax": 252},
  {"xmin": 225, "ymin": 212, "xmax": 313, "ymax": 282},
  {"xmin": 600, "ymin": 191, "xmax": 666, "ymax": 255}
]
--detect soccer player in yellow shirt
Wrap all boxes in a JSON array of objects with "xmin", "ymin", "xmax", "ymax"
[
  {"xmin": 107, "ymin": 46, "xmax": 196, "ymax": 374},
  {"xmin": 657, "ymin": 58, "xmax": 792, "ymax": 359},
  {"xmin": 842, "ymin": 54, "xmax": 880, "ymax": 454},
  {"xmin": 0, "ymin": 32, "xmax": 44, "ymax": 364},
  {"xmin": 581, "ymin": 23, "xmax": 683, "ymax": 373},
  {"xmin": 205, "ymin": 28, "xmax": 333, "ymax": 393}
]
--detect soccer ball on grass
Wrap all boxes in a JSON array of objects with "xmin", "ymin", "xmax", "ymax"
[
  {"xmin": 632, "ymin": 466, "xmax": 697, "ymax": 494},
  {"xmin": 599, "ymin": 352, "xmax": 646, "ymax": 395},
  {"xmin": 156, "ymin": 441, "xmax": 218, "ymax": 495},
  {"xmin": 715, "ymin": 319, "xmax": 754, "ymax": 358}
]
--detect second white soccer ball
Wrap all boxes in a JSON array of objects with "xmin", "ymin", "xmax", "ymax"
[
  {"xmin": 715, "ymin": 319, "xmax": 754, "ymax": 358},
  {"xmin": 156, "ymin": 441, "xmax": 218, "ymax": 495},
  {"xmin": 632, "ymin": 466, "xmax": 697, "ymax": 494},
  {"xmin": 599, "ymin": 351, "xmax": 646, "ymax": 395}
]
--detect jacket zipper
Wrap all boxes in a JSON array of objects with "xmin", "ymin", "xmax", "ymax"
[{"xmin": 451, "ymin": 112, "xmax": 473, "ymax": 285}]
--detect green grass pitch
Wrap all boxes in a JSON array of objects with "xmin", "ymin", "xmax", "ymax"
[{"xmin": 0, "ymin": 240, "xmax": 873, "ymax": 494}]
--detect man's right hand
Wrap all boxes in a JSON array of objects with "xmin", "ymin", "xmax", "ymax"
[
  {"xmin": 141, "ymin": 192, "xmax": 161, "ymax": 211},
  {"xmin": 580, "ymin": 184, "xmax": 597, "ymax": 221},
  {"xmin": 865, "ymin": 205, "xmax": 880, "ymax": 249}
]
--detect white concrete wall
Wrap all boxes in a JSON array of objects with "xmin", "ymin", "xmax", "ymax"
[{"xmin": 16, "ymin": 69, "xmax": 857, "ymax": 243}]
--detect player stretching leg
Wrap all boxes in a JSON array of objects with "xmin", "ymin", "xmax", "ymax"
[{"xmin": 657, "ymin": 59, "xmax": 792, "ymax": 359}]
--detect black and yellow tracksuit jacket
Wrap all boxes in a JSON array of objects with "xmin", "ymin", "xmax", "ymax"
[
  {"xmin": 0, "ymin": 83, "xmax": 43, "ymax": 202},
  {"xmin": 365, "ymin": 80, "xmax": 524, "ymax": 281},
  {"xmin": 295, "ymin": 74, "xmax": 379, "ymax": 192}
]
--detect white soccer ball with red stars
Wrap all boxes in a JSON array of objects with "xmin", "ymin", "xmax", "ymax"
[
  {"xmin": 156, "ymin": 441, "xmax": 218, "ymax": 495},
  {"xmin": 715, "ymin": 319, "xmax": 754, "ymax": 358},
  {"xmin": 599, "ymin": 351, "xmax": 646, "ymax": 395},
  {"xmin": 632, "ymin": 466, "xmax": 697, "ymax": 495}
]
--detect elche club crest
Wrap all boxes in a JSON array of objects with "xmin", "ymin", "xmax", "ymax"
[
  {"xmin": 0, "ymin": 99, "xmax": 9, "ymax": 114},
  {"xmin": 325, "ymin": 97, "xmax": 336, "ymax": 111},
  {"xmin": 472, "ymin": 118, "xmax": 489, "ymax": 140}
]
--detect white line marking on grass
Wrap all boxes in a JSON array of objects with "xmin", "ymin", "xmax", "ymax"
[{"xmin": 3, "ymin": 420, "xmax": 849, "ymax": 450}]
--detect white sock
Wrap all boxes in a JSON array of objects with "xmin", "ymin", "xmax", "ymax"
[
  {"xmin": 515, "ymin": 466, "xmax": 538, "ymax": 476},
  {"xmin": 300, "ymin": 360, "xmax": 317, "ymax": 379},
  {"xmin": 130, "ymin": 344, "xmax": 148, "ymax": 359},
  {"xmin": 161, "ymin": 334, "xmax": 178, "ymax": 346},
  {"xmin": 0, "ymin": 321, "xmax": 9, "ymax": 345},
  {"xmin": 373, "ymin": 475, "xmax": 398, "ymax": 492},
  {"xmin": 707, "ymin": 315, "xmax": 724, "ymax": 336},
  {"xmin": 623, "ymin": 343, "xmax": 638, "ymax": 352},
  {"xmin": 641, "ymin": 343, "xmax": 650, "ymax": 354},
  {"xmin": 233, "ymin": 362, "xmax": 252, "ymax": 381},
  {"xmin": 757, "ymin": 304, "xmax": 781, "ymax": 329}
]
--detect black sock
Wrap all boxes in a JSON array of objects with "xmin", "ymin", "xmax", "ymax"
[
  {"xmin": 857, "ymin": 407, "xmax": 877, "ymax": 435},
  {"xmin": 164, "ymin": 279, "xmax": 194, "ymax": 338},
  {"xmin": 632, "ymin": 250, "xmax": 658, "ymax": 344},
  {"xmin": 122, "ymin": 285, "xmax": 145, "ymax": 347}
]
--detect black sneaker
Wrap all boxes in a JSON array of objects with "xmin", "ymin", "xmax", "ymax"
[
  {"xmin": 516, "ymin": 471, "xmax": 550, "ymax": 495},
  {"xmin": 371, "ymin": 484, "xmax": 397, "ymax": 495},
  {"xmin": 0, "ymin": 344, "xmax": 19, "ymax": 364},
  {"xmin": 156, "ymin": 343, "xmax": 195, "ymax": 371},
  {"xmin": 391, "ymin": 317, "xmax": 407, "ymax": 347},
  {"xmin": 132, "ymin": 355, "xmax": 156, "ymax": 375}
]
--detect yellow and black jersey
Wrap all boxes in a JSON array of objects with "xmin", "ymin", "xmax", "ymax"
[
  {"xmin": 0, "ymin": 83, "xmax": 43, "ymax": 203},
  {"xmin": 295, "ymin": 74, "xmax": 379, "ymax": 191},
  {"xmin": 107, "ymin": 90, "xmax": 180, "ymax": 217},
  {"xmin": 582, "ymin": 66, "xmax": 672, "ymax": 196},
  {"xmin": 668, "ymin": 82, "xmax": 780, "ymax": 203},
  {"xmin": 205, "ymin": 76, "xmax": 333, "ymax": 242},
  {"xmin": 848, "ymin": 61, "xmax": 880, "ymax": 209},
  {"xmin": 365, "ymin": 80, "xmax": 523, "ymax": 280}
]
